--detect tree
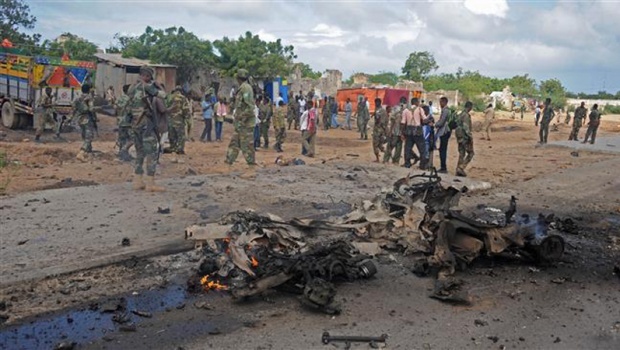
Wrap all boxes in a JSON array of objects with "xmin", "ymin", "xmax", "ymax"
[
  {"xmin": 41, "ymin": 33, "xmax": 98, "ymax": 61},
  {"xmin": 368, "ymin": 72, "xmax": 399, "ymax": 86},
  {"xmin": 294, "ymin": 62, "xmax": 321, "ymax": 79},
  {"xmin": 506, "ymin": 74, "xmax": 537, "ymax": 97},
  {"xmin": 213, "ymin": 31, "xmax": 296, "ymax": 79},
  {"xmin": 539, "ymin": 78, "xmax": 567, "ymax": 109},
  {"xmin": 401, "ymin": 51, "xmax": 438, "ymax": 81},
  {"xmin": 0, "ymin": 0, "xmax": 40, "ymax": 50},
  {"xmin": 113, "ymin": 26, "xmax": 217, "ymax": 83}
]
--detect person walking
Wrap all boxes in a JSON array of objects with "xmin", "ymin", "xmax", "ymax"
[
  {"xmin": 482, "ymin": 103, "xmax": 495, "ymax": 141},
  {"xmin": 214, "ymin": 97, "xmax": 227, "ymax": 142},
  {"xmin": 200, "ymin": 89, "xmax": 216, "ymax": 142},
  {"xmin": 401, "ymin": 98, "xmax": 425, "ymax": 168},
  {"xmin": 344, "ymin": 98, "xmax": 353, "ymax": 130},
  {"xmin": 330, "ymin": 97, "xmax": 340, "ymax": 128},
  {"xmin": 582, "ymin": 104, "xmax": 601, "ymax": 144},
  {"xmin": 569, "ymin": 102, "xmax": 587, "ymax": 141},
  {"xmin": 225, "ymin": 69, "xmax": 256, "ymax": 166},
  {"xmin": 539, "ymin": 98, "xmax": 554, "ymax": 144},
  {"xmin": 455, "ymin": 101, "xmax": 474, "ymax": 177},
  {"xmin": 384, "ymin": 97, "xmax": 406, "ymax": 165}
]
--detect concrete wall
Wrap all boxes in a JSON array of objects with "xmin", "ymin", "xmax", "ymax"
[
  {"xmin": 567, "ymin": 98, "xmax": 620, "ymax": 109},
  {"xmin": 287, "ymin": 68, "xmax": 343, "ymax": 98},
  {"xmin": 423, "ymin": 90, "xmax": 462, "ymax": 107}
]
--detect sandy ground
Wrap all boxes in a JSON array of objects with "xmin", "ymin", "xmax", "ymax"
[{"xmin": 1, "ymin": 111, "xmax": 620, "ymax": 349}]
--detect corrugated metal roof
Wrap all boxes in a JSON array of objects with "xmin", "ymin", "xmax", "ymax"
[{"xmin": 94, "ymin": 53, "xmax": 176, "ymax": 68}]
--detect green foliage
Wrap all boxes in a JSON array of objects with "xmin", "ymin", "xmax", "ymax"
[
  {"xmin": 471, "ymin": 97, "xmax": 488, "ymax": 112},
  {"xmin": 113, "ymin": 26, "xmax": 217, "ymax": 83},
  {"xmin": 40, "ymin": 33, "xmax": 98, "ymax": 61},
  {"xmin": 295, "ymin": 62, "xmax": 321, "ymax": 79},
  {"xmin": 603, "ymin": 104, "xmax": 620, "ymax": 114},
  {"xmin": 567, "ymin": 104, "xmax": 576, "ymax": 112},
  {"xmin": 214, "ymin": 31, "xmax": 296, "ymax": 79},
  {"xmin": 401, "ymin": 51, "xmax": 438, "ymax": 81},
  {"xmin": 539, "ymin": 78, "xmax": 567, "ymax": 109},
  {"xmin": 573, "ymin": 90, "xmax": 619, "ymax": 100},
  {"xmin": 368, "ymin": 72, "xmax": 399, "ymax": 86},
  {"xmin": 0, "ymin": 0, "xmax": 41, "ymax": 53}
]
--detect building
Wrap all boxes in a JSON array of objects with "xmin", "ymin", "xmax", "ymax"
[{"xmin": 93, "ymin": 53, "xmax": 176, "ymax": 98}]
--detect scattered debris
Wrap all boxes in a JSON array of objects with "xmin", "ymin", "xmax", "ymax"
[
  {"xmin": 157, "ymin": 207, "xmax": 171, "ymax": 214},
  {"xmin": 131, "ymin": 310, "xmax": 152, "ymax": 318},
  {"xmin": 321, "ymin": 331, "xmax": 388, "ymax": 347},
  {"xmin": 119, "ymin": 324, "xmax": 137, "ymax": 332},
  {"xmin": 190, "ymin": 181, "xmax": 205, "ymax": 187},
  {"xmin": 275, "ymin": 156, "xmax": 305, "ymax": 166},
  {"xmin": 53, "ymin": 341, "xmax": 76, "ymax": 350},
  {"xmin": 17, "ymin": 239, "xmax": 28, "ymax": 245},
  {"xmin": 121, "ymin": 238, "xmax": 131, "ymax": 247},
  {"xmin": 570, "ymin": 151, "xmax": 579, "ymax": 157},
  {"xmin": 474, "ymin": 319, "xmax": 489, "ymax": 327},
  {"xmin": 551, "ymin": 277, "xmax": 566, "ymax": 284}
]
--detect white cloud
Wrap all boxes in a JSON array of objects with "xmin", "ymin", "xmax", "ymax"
[{"xmin": 464, "ymin": 0, "xmax": 509, "ymax": 18}]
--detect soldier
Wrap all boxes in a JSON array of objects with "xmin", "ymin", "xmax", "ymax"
[
  {"xmin": 455, "ymin": 101, "xmax": 474, "ymax": 177},
  {"xmin": 34, "ymin": 86, "xmax": 58, "ymax": 143},
  {"xmin": 372, "ymin": 98, "xmax": 388, "ymax": 162},
  {"xmin": 116, "ymin": 84, "xmax": 134, "ymax": 161},
  {"xmin": 383, "ymin": 97, "xmax": 406, "ymax": 165},
  {"xmin": 287, "ymin": 95, "xmax": 298, "ymax": 130},
  {"xmin": 482, "ymin": 103, "xmax": 495, "ymax": 141},
  {"xmin": 330, "ymin": 96, "xmax": 340, "ymax": 128},
  {"xmin": 539, "ymin": 97, "xmax": 554, "ymax": 144},
  {"xmin": 582, "ymin": 104, "xmax": 601, "ymax": 144},
  {"xmin": 355, "ymin": 96, "xmax": 370, "ymax": 140},
  {"xmin": 434, "ymin": 97, "xmax": 451, "ymax": 173},
  {"xmin": 344, "ymin": 98, "xmax": 353, "ymax": 130},
  {"xmin": 273, "ymin": 100, "xmax": 287, "ymax": 152},
  {"xmin": 72, "ymin": 84, "xmax": 98, "ymax": 162},
  {"xmin": 259, "ymin": 96, "xmax": 272, "ymax": 148},
  {"xmin": 569, "ymin": 102, "xmax": 587, "ymax": 141},
  {"xmin": 166, "ymin": 86, "xmax": 190, "ymax": 154},
  {"xmin": 225, "ymin": 69, "xmax": 256, "ymax": 166},
  {"xmin": 126, "ymin": 66, "xmax": 167, "ymax": 192},
  {"xmin": 321, "ymin": 96, "xmax": 330, "ymax": 130}
]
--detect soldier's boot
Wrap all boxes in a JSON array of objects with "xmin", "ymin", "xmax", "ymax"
[
  {"xmin": 145, "ymin": 175, "xmax": 165, "ymax": 192},
  {"xmin": 34, "ymin": 135, "xmax": 42, "ymax": 143},
  {"xmin": 133, "ymin": 174, "xmax": 146, "ymax": 191},
  {"xmin": 76, "ymin": 150, "xmax": 89, "ymax": 162}
]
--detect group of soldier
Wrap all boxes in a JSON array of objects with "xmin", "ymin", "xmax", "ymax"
[{"xmin": 568, "ymin": 101, "xmax": 601, "ymax": 144}]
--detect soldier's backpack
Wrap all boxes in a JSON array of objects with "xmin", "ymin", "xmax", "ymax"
[{"xmin": 447, "ymin": 108, "xmax": 459, "ymax": 131}]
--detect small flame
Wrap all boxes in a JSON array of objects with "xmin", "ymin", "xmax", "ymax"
[
  {"xmin": 251, "ymin": 256, "xmax": 259, "ymax": 267},
  {"xmin": 200, "ymin": 275, "xmax": 228, "ymax": 291}
]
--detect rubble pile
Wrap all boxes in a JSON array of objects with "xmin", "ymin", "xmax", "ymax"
[
  {"xmin": 186, "ymin": 211, "xmax": 377, "ymax": 314},
  {"xmin": 187, "ymin": 170, "xmax": 567, "ymax": 307}
]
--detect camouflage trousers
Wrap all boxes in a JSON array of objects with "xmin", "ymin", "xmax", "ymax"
[
  {"xmin": 287, "ymin": 111, "xmax": 298, "ymax": 130},
  {"xmin": 260, "ymin": 121, "xmax": 270, "ymax": 147},
  {"xmin": 168, "ymin": 121, "xmax": 186, "ymax": 152},
  {"xmin": 457, "ymin": 139, "xmax": 474, "ymax": 173},
  {"xmin": 133, "ymin": 125, "xmax": 159, "ymax": 176},
  {"xmin": 357, "ymin": 117, "xmax": 369, "ymax": 139},
  {"xmin": 569, "ymin": 118, "xmax": 583, "ymax": 141},
  {"xmin": 275, "ymin": 127, "xmax": 286, "ymax": 148},
  {"xmin": 301, "ymin": 130, "xmax": 316, "ymax": 156},
  {"xmin": 118, "ymin": 125, "xmax": 133, "ymax": 153},
  {"xmin": 383, "ymin": 135, "xmax": 402, "ymax": 164},
  {"xmin": 583, "ymin": 124, "xmax": 599, "ymax": 144},
  {"xmin": 372, "ymin": 132, "xmax": 385, "ymax": 156},
  {"xmin": 80, "ymin": 122, "xmax": 95, "ymax": 152},
  {"xmin": 35, "ymin": 109, "xmax": 56, "ymax": 137},
  {"xmin": 226, "ymin": 119, "xmax": 255, "ymax": 165}
]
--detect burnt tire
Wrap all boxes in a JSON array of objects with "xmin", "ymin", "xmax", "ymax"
[
  {"xmin": 17, "ymin": 113, "xmax": 31, "ymax": 129},
  {"xmin": 1, "ymin": 101, "xmax": 19, "ymax": 129},
  {"xmin": 530, "ymin": 235, "xmax": 565, "ymax": 263}
]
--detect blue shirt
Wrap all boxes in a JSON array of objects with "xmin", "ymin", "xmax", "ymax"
[{"xmin": 201, "ymin": 96, "xmax": 216, "ymax": 119}]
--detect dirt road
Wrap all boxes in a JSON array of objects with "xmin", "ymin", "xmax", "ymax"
[{"xmin": 1, "ymin": 111, "xmax": 619, "ymax": 349}]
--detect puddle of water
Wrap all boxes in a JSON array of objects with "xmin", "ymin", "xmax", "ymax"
[{"xmin": 0, "ymin": 285, "xmax": 188, "ymax": 350}]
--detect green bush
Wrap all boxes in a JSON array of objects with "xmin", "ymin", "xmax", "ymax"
[
  {"xmin": 471, "ymin": 97, "xmax": 487, "ymax": 112},
  {"xmin": 603, "ymin": 104, "xmax": 620, "ymax": 114}
]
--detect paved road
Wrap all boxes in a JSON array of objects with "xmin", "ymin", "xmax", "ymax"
[{"xmin": 0, "ymin": 163, "xmax": 490, "ymax": 286}]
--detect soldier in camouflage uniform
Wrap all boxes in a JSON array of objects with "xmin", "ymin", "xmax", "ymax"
[
  {"xmin": 259, "ymin": 96, "xmax": 272, "ymax": 148},
  {"xmin": 539, "ymin": 98, "xmax": 555, "ymax": 144},
  {"xmin": 225, "ymin": 69, "xmax": 256, "ymax": 166},
  {"xmin": 569, "ymin": 102, "xmax": 587, "ymax": 141},
  {"xmin": 287, "ymin": 95, "xmax": 298, "ymax": 130},
  {"xmin": 355, "ymin": 97, "xmax": 370, "ymax": 139},
  {"xmin": 384, "ymin": 97, "xmax": 406, "ymax": 164},
  {"xmin": 166, "ymin": 86, "xmax": 190, "ymax": 154},
  {"xmin": 273, "ymin": 100, "xmax": 287, "ymax": 152},
  {"xmin": 372, "ymin": 98, "xmax": 388, "ymax": 162},
  {"xmin": 455, "ymin": 101, "xmax": 474, "ymax": 177},
  {"xmin": 115, "ymin": 84, "xmax": 134, "ymax": 161},
  {"xmin": 34, "ymin": 87, "xmax": 58, "ymax": 143},
  {"xmin": 582, "ymin": 104, "xmax": 601, "ymax": 144},
  {"xmin": 72, "ymin": 84, "xmax": 97, "ymax": 162},
  {"xmin": 321, "ymin": 96, "xmax": 330, "ymax": 130},
  {"xmin": 127, "ymin": 66, "xmax": 167, "ymax": 191}
]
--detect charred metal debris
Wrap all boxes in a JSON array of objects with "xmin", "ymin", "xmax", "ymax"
[{"xmin": 187, "ymin": 169, "xmax": 566, "ymax": 307}]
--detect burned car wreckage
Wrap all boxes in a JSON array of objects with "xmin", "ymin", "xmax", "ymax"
[{"xmin": 187, "ymin": 170, "xmax": 565, "ymax": 308}]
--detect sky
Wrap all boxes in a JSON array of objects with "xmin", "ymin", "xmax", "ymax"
[{"xmin": 26, "ymin": 0, "xmax": 620, "ymax": 93}]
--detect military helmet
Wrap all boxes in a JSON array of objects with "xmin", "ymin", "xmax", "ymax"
[
  {"xmin": 236, "ymin": 69, "xmax": 249, "ymax": 79},
  {"xmin": 140, "ymin": 66, "xmax": 155, "ymax": 77}
]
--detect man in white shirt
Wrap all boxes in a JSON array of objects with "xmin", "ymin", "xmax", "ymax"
[{"xmin": 253, "ymin": 99, "xmax": 261, "ymax": 150}]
